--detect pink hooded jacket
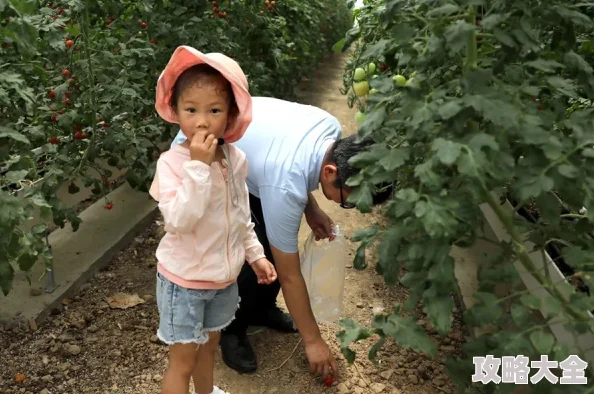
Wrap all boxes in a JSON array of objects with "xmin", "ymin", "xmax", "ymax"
[{"xmin": 149, "ymin": 46, "xmax": 265, "ymax": 290}]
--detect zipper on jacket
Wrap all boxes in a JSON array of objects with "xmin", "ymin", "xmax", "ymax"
[{"xmin": 218, "ymin": 164, "xmax": 232, "ymax": 282}]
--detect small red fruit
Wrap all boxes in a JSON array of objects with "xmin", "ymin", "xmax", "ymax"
[
  {"xmin": 48, "ymin": 137, "xmax": 59, "ymax": 145},
  {"xmin": 51, "ymin": 114, "xmax": 58, "ymax": 122},
  {"xmin": 63, "ymin": 98, "xmax": 70, "ymax": 106},
  {"xmin": 49, "ymin": 90, "xmax": 56, "ymax": 99},
  {"xmin": 52, "ymin": 15, "xmax": 57, "ymax": 21},
  {"xmin": 74, "ymin": 124, "xmax": 82, "ymax": 132},
  {"xmin": 150, "ymin": 39, "xmax": 157, "ymax": 45},
  {"xmin": 105, "ymin": 203, "xmax": 113, "ymax": 210},
  {"xmin": 323, "ymin": 376, "xmax": 334, "ymax": 387},
  {"xmin": 67, "ymin": 78, "xmax": 75, "ymax": 84},
  {"xmin": 103, "ymin": 122, "xmax": 110, "ymax": 128},
  {"xmin": 57, "ymin": 7, "xmax": 64, "ymax": 15},
  {"xmin": 65, "ymin": 39, "xmax": 74, "ymax": 48},
  {"xmin": 65, "ymin": 91, "xmax": 71, "ymax": 99},
  {"xmin": 62, "ymin": 69, "xmax": 70, "ymax": 77},
  {"xmin": 74, "ymin": 131, "xmax": 83, "ymax": 140},
  {"xmin": 212, "ymin": 1, "xmax": 218, "ymax": 6},
  {"xmin": 140, "ymin": 22, "xmax": 147, "ymax": 29},
  {"xmin": 380, "ymin": 64, "xmax": 388, "ymax": 72}
]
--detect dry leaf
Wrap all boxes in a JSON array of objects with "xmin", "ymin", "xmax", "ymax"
[
  {"xmin": 106, "ymin": 293, "xmax": 146, "ymax": 309},
  {"xmin": 15, "ymin": 373, "xmax": 25, "ymax": 383}
]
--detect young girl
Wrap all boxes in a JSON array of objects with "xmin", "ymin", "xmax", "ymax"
[{"xmin": 149, "ymin": 46, "xmax": 277, "ymax": 394}]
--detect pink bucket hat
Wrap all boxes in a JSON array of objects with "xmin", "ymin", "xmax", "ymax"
[{"xmin": 155, "ymin": 45, "xmax": 252, "ymax": 144}]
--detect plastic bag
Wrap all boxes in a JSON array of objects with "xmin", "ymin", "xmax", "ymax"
[{"xmin": 300, "ymin": 226, "xmax": 347, "ymax": 323}]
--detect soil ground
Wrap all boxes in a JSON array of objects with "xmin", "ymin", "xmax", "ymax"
[{"xmin": 0, "ymin": 52, "xmax": 468, "ymax": 394}]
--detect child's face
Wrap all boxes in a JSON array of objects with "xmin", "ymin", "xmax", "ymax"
[{"xmin": 175, "ymin": 81, "xmax": 232, "ymax": 142}]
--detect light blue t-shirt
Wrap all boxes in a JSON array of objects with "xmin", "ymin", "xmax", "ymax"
[{"xmin": 170, "ymin": 96, "xmax": 342, "ymax": 253}]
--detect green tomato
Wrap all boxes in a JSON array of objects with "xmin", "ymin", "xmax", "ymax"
[
  {"xmin": 367, "ymin": 62, "xmax": 376, "ymax": 75},
  {"xmin": 353, "ymin": 67, "xmax": 366, "ymax": 81},
  {"xmin": 392, "ymin": 74, "xmax": 406, "ymax": 87},
  {"xmin": 369, "ymin": 88, "xmax": 378, "ymax": 95},
  {"xmin": 353, "ymin": 81, "xmax": 370, "ymax": 97},
  {"xmin": 355, "ymin": 111, "xmax": 366, "ymax": 123}
]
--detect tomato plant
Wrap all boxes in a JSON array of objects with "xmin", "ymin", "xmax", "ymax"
[
  {"xmin": 0, "ymin": 0, "xmax": 352, "ymax": 296},
  {"xmin": 336, "ymin": 0, "xmax": 594, "ymax": 392}
]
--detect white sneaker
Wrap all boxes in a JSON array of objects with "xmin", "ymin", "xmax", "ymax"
[{"xmin": 192, "ymin": 387, "xmax": 230, "ymax": 394}]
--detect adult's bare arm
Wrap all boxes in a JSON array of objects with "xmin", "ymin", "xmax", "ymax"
[{"xmin": 271, "ymin": 245, "xmax": 338, "ymax": 378}]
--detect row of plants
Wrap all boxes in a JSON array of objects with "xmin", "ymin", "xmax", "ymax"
[
  {"xmin": 337, "ymin": 0, "xmax": 594, "ymax": 392},
  {"xmin": 0, "ymin": 0, "xmax": 353, "ymax": 296}
]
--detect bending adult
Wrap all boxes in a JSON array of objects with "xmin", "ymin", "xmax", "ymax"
[{"xmin": 170, "ymin": 96, "xmax": 392, "ymax": 378}]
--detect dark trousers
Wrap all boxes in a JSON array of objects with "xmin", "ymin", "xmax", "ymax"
[{"xmin": 224, "ymin": 193, "xmax": 282, "ymax": 336}]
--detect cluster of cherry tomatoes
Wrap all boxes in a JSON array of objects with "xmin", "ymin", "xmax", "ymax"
[{"xmin": 211, "ymin": 1, "xmax": 228, "ymax": 19}]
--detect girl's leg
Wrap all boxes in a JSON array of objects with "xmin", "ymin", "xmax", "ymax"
[
  {"xmin": 162, "ymin": 343, "xmax": 199, "ymax": 394},
  {"xmin": 192, "ymin": 331, "xmax": 221, "ymax": 394}
]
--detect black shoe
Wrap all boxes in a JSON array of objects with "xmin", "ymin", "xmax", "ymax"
[
  {"xmin": 220, "ymin": 332, "xmax": 257, "ymax": 374},
  {"xmin": 251, "ymin": 306, "xmax": 298, "ymax": 333}
]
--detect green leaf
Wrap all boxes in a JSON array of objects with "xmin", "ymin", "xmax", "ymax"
[
  {"xmin": 547, "ymin": 76, "xmax": 578, "ymax": 98},
  {"xmin": 511, "ymin": 304, "xmax": 532, "ymax": 326},
  {"xmin": 361, "ymin": 39, "xmax": 392, "ymax": 59},
  {"xmin": 337, "ymin": 319, "xmax": 372, "ymax": 363},
  {"xmin": 8, "ymin": 0, "xmax": 37, "ymax": 14},
  {"xmin": 438, "ymin": 101, "xmax": 463, "ymax": 120},
  {"xmin": 351, "ymin": 225, "xmax": 379, "ymax": 242},
  {"xmin": 525, "ymin": 59, "xmax": 565, "ymax": 73},
  {"xmin": 444, "ymin": 21, "xmax": 475, "ymax": 53},
  {"xmin": 427, "ymin": 4, "xmax": 460, "ymax": 17},
  {"xmin": 520, "ymin": 294, "xmax": 541, "ymax": 310},
  {"xmin": 562, "ymin": 247, "xmax": 594, "ymax": 271},
  {"xmin": 0, "ymin": 258, "xmax": 15, "ymax": 296},
  {"xmin": 373, "ymin": 313, "xmax": 437, "ymax": 355},
  {"xmin": 18, "ymin": 251, "xmax": 38, "ymax": 272},
  {"xmin": 0, "ymin": 127, "xmax": 30, "ymax": 144},
  {"xmin": 368, "ymin": 336, "xmax": 386, "ymax": 360},
  {"xmin": 432, "ymin": 138, "xmax": 462, "ymax": 165},
  {"xmin": 5, "ymin": 170, "xmax": 29, "ymax": 183},
  {"xmin": 378, "ymin": 148, "xmax": 410, "ymax": 171},
  {"xmin": 553, "ymin": 5, "xmax": 593, "ymax": 28},
  {"xmin": 558, "ymin": 164, "xmax": 578, "ymax": 179},
  {"xmin": 541, "ymin": 296, "xmax": 562, "ymax": 319},
  {"xmin": 353, "ymin": 243, "xmax": 368, "ymax": 270},
  {"xmin": 530, "ymin": 329, "xmax": 555, "ymax": 355},
  {"xmin": 348, "ymin": 183, "xmax": 373, "ymax": 213},
  {"xmin": 414, "ymin": 161, "xmax": 441, "ymax": 187},
  {"xmin": 396, "ymin": 188, "xmax": 419, "ymax": 203},
  {"xmin": 514, "ymin": 174, "xmax": 555, "ymax": 201},
  {"xmin": 564, "ymin": 51, "xmax": 593, "ymax": 74},
  {"xmin": 332, "ymin": 38, "xmax": 345, "ymax": 53},
  {"xmin": 425, "ymin": 295, "xmax": 454, "ymax": 335},
  {"xmin": 464, "ymin": 292, "xmax": 502, "ymax": 326}
]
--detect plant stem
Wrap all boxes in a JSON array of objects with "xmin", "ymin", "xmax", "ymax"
[
  {"xmin": 483, "ymin": 191, "xmax": 588, "ymax": 322},
  {"xmin": 75, "ymin": 1, "xmax": 99, "ymax": 175},
  {"xmin": 464, "ymin": 5, "xmax": 478, "ymax": 70}
]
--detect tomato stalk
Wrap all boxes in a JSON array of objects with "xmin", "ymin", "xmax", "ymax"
[
  {"xmin": 464, "ymin": 5, "xmax": 478, "ymax": 70},
  {"xmin": 75, "ymin": 0, "xmax": 99, "ymax": 175},
  {"xmin": 482, "ymin": 188, "xmax": 589, "ymax": 322}
]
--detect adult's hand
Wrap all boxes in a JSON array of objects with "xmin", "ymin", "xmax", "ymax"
[
  {"xmin": 304, "ymin": 205, "xmax": 335, "ymax": 241},
  {"xmin": 305, "ymin": 337, "xmax": 338, "ymax": 379}
]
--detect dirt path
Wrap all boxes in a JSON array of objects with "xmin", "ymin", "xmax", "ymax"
[{"xmin": 0, "ymin": 53, "xmax": 467, "ymax": 394}]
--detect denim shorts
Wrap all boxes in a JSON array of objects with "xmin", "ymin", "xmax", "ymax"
[{"xmin": 155, "ymin": 272, "xmax": 239, "ymax": 345}]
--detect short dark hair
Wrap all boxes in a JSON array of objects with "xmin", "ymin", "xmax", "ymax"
[
  {"xmin": 169, "ymin": 64, "xmax": 238, "ymax": 116},
  {"xmin": 328, "ymin": 134, "xmax": 393, "ymax": 205}
]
